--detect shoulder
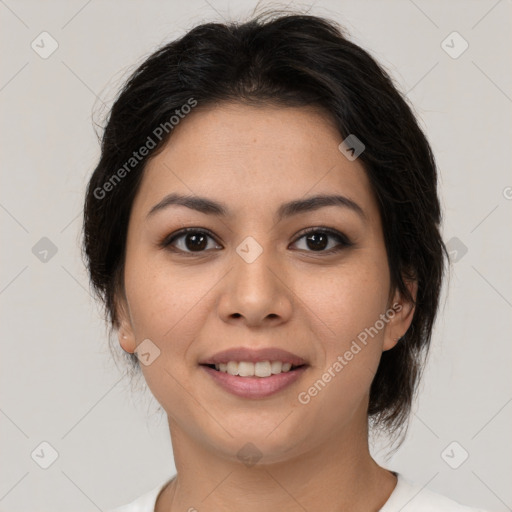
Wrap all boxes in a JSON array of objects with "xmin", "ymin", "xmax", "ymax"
[
  {"xmin": 380, "ymin": 474, "xmax": 490, "ymax": 512},
  {"xmin": 106, "ymin": 480, "xmax": 168, "ymax": 512}
]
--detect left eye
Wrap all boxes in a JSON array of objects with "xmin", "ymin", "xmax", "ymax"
[{"xmin": 291, "ymin": 228, "xmax": 352, "ymax": 253}]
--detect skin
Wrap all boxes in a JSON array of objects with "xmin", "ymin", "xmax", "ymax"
[{"xmin": 116, "ymin": 102, "xmax": 416, "ymax": 512}]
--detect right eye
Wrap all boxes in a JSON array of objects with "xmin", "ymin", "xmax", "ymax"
[{"xmin": 160, "ymin": 228, "xmax": 222, "ymax": 255}]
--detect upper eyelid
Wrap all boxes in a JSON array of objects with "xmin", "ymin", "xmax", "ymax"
[{"xmin": 168, "ymin": 227, "xmax": 220, "ymax": 243}]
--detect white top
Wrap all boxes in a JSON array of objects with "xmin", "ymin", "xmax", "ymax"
[{"xmin": 108, "ymin": 473, "xmax": 489, "ymax": 512}]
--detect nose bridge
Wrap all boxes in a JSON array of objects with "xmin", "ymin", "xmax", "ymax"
[
  {"xmin": 232, "ymin": 233, "xmax": 279, "ymax": 298},
  {"xmin": 218, "ymin": 232, "xmax": 292, "ymax": 325}
]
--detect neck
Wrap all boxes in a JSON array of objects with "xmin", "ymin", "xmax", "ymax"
[{"xmin": 156, "ymin": 411, "xmax": 397, "ymax": 512}]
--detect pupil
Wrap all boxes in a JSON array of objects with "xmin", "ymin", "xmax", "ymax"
[
  {"xmin": 186, "ymin": 233, "xmax": 207, "ymax": 251},
  {"xmin": 307, "ymin": 232, "xmax": 328, "ymax": 251}
]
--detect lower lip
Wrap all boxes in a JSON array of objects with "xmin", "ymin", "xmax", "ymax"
[{"xmin": 200, "ymin": 365, "xmax": 308, "ymax": 399}]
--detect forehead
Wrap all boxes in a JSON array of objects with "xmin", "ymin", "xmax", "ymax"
[{"xmin": 132, "ymin": 103, "xmax": 378, "ymax": 222}]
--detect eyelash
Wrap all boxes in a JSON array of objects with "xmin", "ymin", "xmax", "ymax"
[{"xmin": 159, "ymin": 226, "xmax": 354, "ymax": 256}]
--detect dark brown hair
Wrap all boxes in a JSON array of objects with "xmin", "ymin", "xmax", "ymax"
[{"xmin": 82, "ymin": 11, "xmax": 448, "ymax": 443}]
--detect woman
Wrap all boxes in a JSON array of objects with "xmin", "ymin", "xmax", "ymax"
[{"xmin": 83, "ymin": 11, "xmax": 488, "ymax": 512}]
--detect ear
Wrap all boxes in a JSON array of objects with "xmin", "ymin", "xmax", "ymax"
[
  {"xmin": 382, "ymin": 278, "xmax": 417, "ymax": 352},
  {"xmin": 115, "ymin": 293, "xmax": 136, "ymax": 354}
]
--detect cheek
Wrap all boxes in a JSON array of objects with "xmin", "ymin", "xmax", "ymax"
[
  {"xmin": 293, "ymin": 266, "xmax": 389, "ymax": 420},
  {"xmin": 294, "ymin": 251, "xmax": 391, "ymax": 409},
  {"xmin": 123, "ymin": 253, "xmax": 215, "ymax": 409},
  {"xmin": 124, "ymin": 250, "xmax": 211, "ymax": 341},
  {"xmin": 296, "ymin": 255, "xmax": 390, "ymax": 340}
]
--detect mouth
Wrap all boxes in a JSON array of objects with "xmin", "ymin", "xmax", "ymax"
[
  {"xmin": 199, "ymin": 362, "xmax": 309, "ymax": 399},
  {"xmin": 198, "ymin": 347, "xmax": 309, "ymax": 398},
  {"xmin": 200, "ymin": 362, "xmax": 308, "ymax": 377}
]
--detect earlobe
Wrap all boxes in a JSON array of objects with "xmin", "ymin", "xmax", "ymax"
[
  {"xmin": 115, "ymin": 295, "xmax": 136, "ymax": 354},
  {"xmin": 383, "ymin": 280, "xmax": 417, "ymax": 351},
  {"xmin": 117, "ymin": 327, "xmax": 135, "ymax": 354},
  {"xmin": 118, "ymin": 328, "xmax": 136, "ymax": 354}
]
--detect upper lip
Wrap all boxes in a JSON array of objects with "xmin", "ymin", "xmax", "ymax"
[{"xmin": 199, "ymin": 347, "xmax": 307, "ymax": 366}]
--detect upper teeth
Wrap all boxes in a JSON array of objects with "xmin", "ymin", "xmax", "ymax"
[{"xmin": 215, "ymin": 361, "xmax": 293, "ymax": 377}]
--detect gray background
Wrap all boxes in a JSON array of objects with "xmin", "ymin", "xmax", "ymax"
[{"xmin": 0, "ymin": 0, "xmax": 511, "ymax": 511}]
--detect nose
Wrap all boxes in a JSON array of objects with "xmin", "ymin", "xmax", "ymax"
[{"xmin": 217, "ymin": 246, "xmax": 293, "ymax": 328}]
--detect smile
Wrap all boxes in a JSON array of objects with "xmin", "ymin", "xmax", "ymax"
[{"xmin": 207, "ymin": 360, "xmax": 304, "ymax": 377}]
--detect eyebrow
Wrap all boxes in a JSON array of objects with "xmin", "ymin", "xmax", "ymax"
[{"xmin": 146, "ymin": 193, "xmax": 366, "ymax": 222}]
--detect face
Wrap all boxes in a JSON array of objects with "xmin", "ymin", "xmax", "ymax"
[{"xmin": 117, "ymin": 102, "xmax": 415, "ymax": 462}]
